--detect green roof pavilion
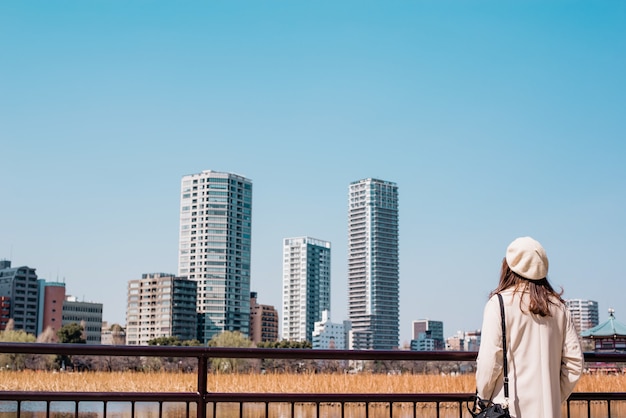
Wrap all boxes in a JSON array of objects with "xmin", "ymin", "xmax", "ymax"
[{"xmin": 581, "ymin": 309, "xmax": 626, "ymax": 352}]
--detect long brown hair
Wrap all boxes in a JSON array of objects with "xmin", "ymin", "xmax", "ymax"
[{"xmin": 490, "ymin": 258, "xmax": 564, "ymax": 317}]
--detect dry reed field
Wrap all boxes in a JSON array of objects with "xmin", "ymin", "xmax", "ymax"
[{"xmin": 0, "ymin": 371, "xmax": 623, "ymax": 393}]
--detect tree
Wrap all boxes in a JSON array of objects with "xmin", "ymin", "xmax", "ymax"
[
  {"xmin": 148, "ymin": 336, "xmax": 183, "ymax": 346},
  {"xmin": 108, "ymin": 323, "xmax": 126, "ymax": 345},
  {"xmin": 147, "ymin": 336, "xmax": 200, "ymax": 346},
  {"xmin": 255, "ymin": 340, "xmax": 314, "ymax": 372},
  {"xmin": 207, "ymin": 331, "xmax": 256, "ymax": 373},
  {"xmin": 29, "ymin": 326, "xmax": 57, "ymax": 370},
  {"xmin": 56, "ymin": 322, "xmax": 86, "ymax": 370},
  {"xmin": 146, "ymin": 336, "xmax": 201, "ymax": 372},
  {"xmin": 57, "ymin": 322, "xmax": 86, "ymax": 344},
  {"xmin": 0, "ymin": 327, "xmax": 36, "ymax": 370},
  {"xmin": 258, "ymin": 340, "xmax": 312, "ymax": 349}
]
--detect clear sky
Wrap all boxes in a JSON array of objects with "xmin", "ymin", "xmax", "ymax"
[{"xmin": 1, "ymin": 1, "xmax": 624, "ymax": 345}]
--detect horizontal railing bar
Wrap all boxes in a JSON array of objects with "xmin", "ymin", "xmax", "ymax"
[
  {"xmin": 0, "ymin": 392, "xmax": 201, "ymax": 402},
  {"xmin": 568, "ymin": 392, "xmax": 626, "ymax": 401},
  {"xmin": 0, "ymin": 342, "xmax": 478, "ymax": 361},
  {"xmin": 580, "ymin": 351, "xmax": 626, "ymax": 362},
  {"xmin": 2, "ymin": 342, "xmax": 625, "ymax": 363},
  {"xmin": 2, "ymin": 391, "xmax": 625, "ymax": 403},
  {"xmin": 0, "ymin": 391, "xmax": 474, "ymax": 403}
]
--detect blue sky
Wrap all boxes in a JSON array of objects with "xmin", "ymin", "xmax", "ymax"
[{"xmin": 1, "ymin": 1, "xmax": 624, "ymax": 345}]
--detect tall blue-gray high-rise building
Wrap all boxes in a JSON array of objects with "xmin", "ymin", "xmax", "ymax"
[
  {"xmin": 178, "ymin": 170, "xmax": 252, "ymax": 344},
  {"xmin": 348, "ymin": 178, "xmax": 399, "ymax": 350}
]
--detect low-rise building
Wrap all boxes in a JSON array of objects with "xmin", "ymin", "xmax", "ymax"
[
  {"xmin": 313, "ymin": 310, "xmax": 351, "ymax": 349},
  {"xmin": 63, "ymin": 295, "xmax": 103, "ymax": 344}
]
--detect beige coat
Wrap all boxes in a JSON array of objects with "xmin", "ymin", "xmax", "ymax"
[{"xmin": 475, "ymin": 288, "xmax": 583, "ymax": 418}]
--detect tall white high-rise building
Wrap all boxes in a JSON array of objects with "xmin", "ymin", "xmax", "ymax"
[
  {"xmin": 348, "ymin": 178, "xmax": 399, "ymax": 350},
  {"xmin": 178, "ymin": 170, "xmax": 253, "ymax": 343},
  {"xmin": 282, "ymin": 237, "xmax": 331, "ymax": 343},
  {"xmin": 566, "ymin": 299, "xmax": 599, "ymax": 334}
]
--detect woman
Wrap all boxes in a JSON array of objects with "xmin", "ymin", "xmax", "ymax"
[{"xmin": 476, "ymin": 236, "xmax": 583, "ymax": 418}]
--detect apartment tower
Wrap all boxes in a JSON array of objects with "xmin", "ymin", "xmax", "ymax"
[
  {"xmin": 178, "ymin": 170, "xmax": 253, "ymax": 343},
  {"xmin": 282, "ymin": 237, "xmax": 331, "ymax": 343},
  {"xmin": 566, "ymin": 299, "xmax": 600, "ymax": 334},
  {"xmin": 249, "ymin": 291, "xmax": 279, "ymax": 344},
  {"xmin": 348, "ymin": 178, "xmax": 399, "ymax": 350},
  {"xmin": 0, "ymin": 260, "xmax": 39, "ymax": 335},
  {"xmin": 126, "ymin": 273, "xmax": 197, "ymax": 345}
]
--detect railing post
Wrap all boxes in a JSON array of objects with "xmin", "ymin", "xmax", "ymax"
[{"xmin": 197, "ymin": 354, "xmax": 208, "ymax": 418}]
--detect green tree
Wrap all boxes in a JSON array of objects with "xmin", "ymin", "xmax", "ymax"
[
  {"xmin": 56, "ymin": 322, "xmax": 86, "ymax": 370},
  {"xmin": 146, "ymin": 336, "xmax": 201, "ymax": 346},
  {"xmin": 0, "ymin": 323, "xmax": 37, "ymax": 370},
  {"xmin": 258, "ymin": 340, "xmax": 312, "ymax": 349},
  {"xmin": 57, "ymin": 322, "xmax": 86, "ymax": 344},
  {"xmin": 148, "ymin": 336, "xmax": 183, "ymax": 346},
  {"xmin": 207, "ymin": 331, "xmax": 256, "ymax": 373}
]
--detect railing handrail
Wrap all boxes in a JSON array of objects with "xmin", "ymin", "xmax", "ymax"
[
  {"xmin": 0, "ymin": 342, "xmax": 477, "ymax": 361},
  {"xmin": 2, "ymin": 342, "xmax": 625, "ymax": 363}
]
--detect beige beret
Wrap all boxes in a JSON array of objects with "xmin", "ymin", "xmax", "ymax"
[{"xmin": 506, "ymin": 236, "xmax": 549, "ymax": 280}]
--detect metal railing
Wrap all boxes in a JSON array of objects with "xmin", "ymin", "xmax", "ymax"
[{"xmin": 1, "ymin": 343, "xmax": 625, "ymax": 418}]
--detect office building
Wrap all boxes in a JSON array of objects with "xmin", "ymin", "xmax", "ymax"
[
  {"xmin": 282, "ymin": 237, "xmax": 331, "ymax": 343},
  {"xmin": 411, "ymin": 319, "xmax": 445, "ymax": 351},
  {"xmin": 446, "ymin": 330, "xmax": 481, "ymax": 351},
  {"xmin": 566, "ymin": 299, "xmax": 600, "ymax": 334},
  {"xmin": 249, "ymin": 291, "xmax": 279, "ymax": 344},
  {"xmin": 0, "ymin": 260, "xmax": 39, "ymax": 335},
  {"xmin": 37, "ymin": 280, "xmax": 66, "ymax": 336},
  {"xmin": 126, "ymin": 273, "xmax": 197, "ymax": 345},
  {"xmin": 178, "ymin": 170, "xmax": 253, "ymax": 343},
  {"xmin": 62, "ymin": 296, "xmax": 103, "ymax": 344},
  {"xmin": 464, "ymin": 330, "xmax": 481, "ymax": 351},
  {"xmin": 348, "ymin": 178, "xmax": 399, "ymax": 350},
  {"xmin": 312, "ymin": 310, "xmax": 351, "ymax": 349}
]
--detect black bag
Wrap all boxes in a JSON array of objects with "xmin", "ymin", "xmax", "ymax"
[
  {"xmin": 468, "ymin": 294, "xmax": 511, "ymax": 418},
  {"xmin": 468, "ymin": 395, "xmax": 510, "ymax": 418}
]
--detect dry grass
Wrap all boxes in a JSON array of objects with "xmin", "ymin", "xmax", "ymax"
[{"xmin": 0, "ymin": 371, "xmax": 623, "ymax": 393}]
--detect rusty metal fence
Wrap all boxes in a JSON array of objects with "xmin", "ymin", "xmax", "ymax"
[{"xmin": 0, "ymin": 343, "xmax": 625, "ymax": 418}]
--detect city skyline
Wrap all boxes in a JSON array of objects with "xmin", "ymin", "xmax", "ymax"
[{"xmin": 2, "ymin": 1, "xmax": 625, "ymax": 344}]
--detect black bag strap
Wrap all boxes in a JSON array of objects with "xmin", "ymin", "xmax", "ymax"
[
  {"xmin": 497, "ymin": 293, "xmax": 509, "ymax": 403},
  {"xmin": 468, "ymin": 293, "xmax": 510, "ymax": 417}
]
